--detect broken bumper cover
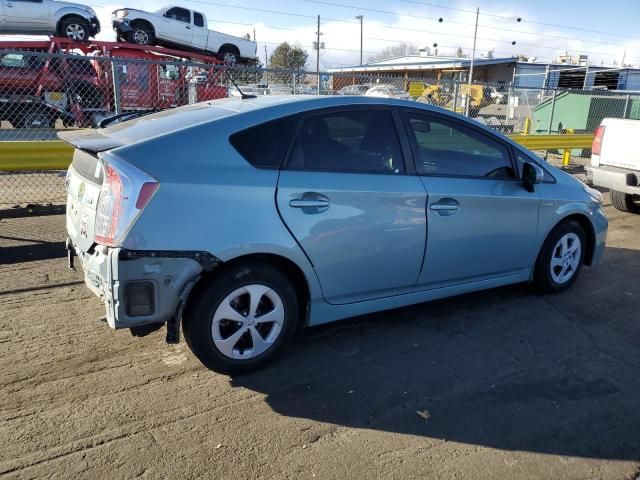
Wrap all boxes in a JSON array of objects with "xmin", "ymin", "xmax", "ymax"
[
  {"xmin": 112, "ymin": 18, "xmax": 133, "ymax": 35},
  {"xmin": 72, "ymin": 243, "xmax": 220, "ymax": 329},
  {"xmin": 89, "ymin": 17, "xmax": 101, "ymax": 36}
]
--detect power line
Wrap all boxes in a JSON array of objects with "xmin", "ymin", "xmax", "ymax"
[
  {"xmin": 297, "ymin": 0, "xmax": 640, "ymax": 53},
  {"xmin": 397, "ymin": 0, "xmax": 639, "ymax": 41}
]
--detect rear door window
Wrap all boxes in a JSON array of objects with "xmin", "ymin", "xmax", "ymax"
[
  {"xmin": 229, "ymin": 116, "xmax": 296, "ymax": 168},
  {"xmin": 287, "ymin": 109, "xmax": 404, "ymax": 174},
  {"xmin": 405, "ymin": 111, "xmax": 515, "ymax": 179},
  {"xmin": 194, "ymin": 12, "xmax": 205, "ymax": 27}
]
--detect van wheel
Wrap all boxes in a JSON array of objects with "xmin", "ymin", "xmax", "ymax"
[
  {"xmin": 533, "ymin": 220, "xmax": 586, "ymax": 293},
  {"xmin": 610, "ymin": 190, "xmax": 640, "ymax": 214},
  {"xmin": 183, "ymin": 263, "xmax": 299, "ymax": 374}
]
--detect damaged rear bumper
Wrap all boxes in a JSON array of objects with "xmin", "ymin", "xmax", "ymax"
[{"xmin": 71, "ymin": 242, "xmax": 220, "ymax": 329}]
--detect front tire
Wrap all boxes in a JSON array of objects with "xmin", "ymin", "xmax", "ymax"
[
  {"xmin": 128, "ymin": 23, "xmax": 154, "ymax": 46},
  {"xmin": 533, "ymin": 220, "xmax": 586, "ymax": 293},
  {"xmin": 58, "ymin": 16, "xmax": 90, "ymax": 41},
  {"xmin": 610, "ymin": 190, "xmax": 640, "ymax": 214},
  {"xmin": 183, "ymin": 263, "xmax": 299, "ymax": 374}
]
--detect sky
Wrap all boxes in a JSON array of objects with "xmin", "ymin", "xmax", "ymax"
[{"xmin": 74, "ymin": 0, "xmax": 640, "ymax": 69}]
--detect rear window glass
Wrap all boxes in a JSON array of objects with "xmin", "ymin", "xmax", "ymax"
[{"xmin": 229, "ymin": 116, "xmax": 296, "ymax": 168}]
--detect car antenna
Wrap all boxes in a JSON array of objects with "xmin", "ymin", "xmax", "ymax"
[{"xmin": 224, "ymin": 69, "xmax": 257, "ymax": 99}]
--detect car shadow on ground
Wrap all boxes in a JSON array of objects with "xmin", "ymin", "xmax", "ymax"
[
  {"xmin": 232, "ymin": 246, "xmax": 640, "ymax": 461},
  {"xmin": 0, "ymin": 240, "xmax": 65, "ymax": 265}
]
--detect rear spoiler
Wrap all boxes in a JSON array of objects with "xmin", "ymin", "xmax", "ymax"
[{"xmin": 57, "ymin": 129, "xmax": 125, "ymax": 154}]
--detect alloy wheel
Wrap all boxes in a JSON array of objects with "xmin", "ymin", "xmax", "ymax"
[
  {"xmin": 211, "ymin": 284, "xmax": 284, "ymax": 360},
  {"xmin": 134, "ymin": 30, "xmax": 150, "ymax": 45},
  {"xmin": 550, "ymin": 232, "xmax": 581, "ymax": 284},
  {"xmin": 65, "ymin": 24, "xmax": 86, "ymax": 41}
]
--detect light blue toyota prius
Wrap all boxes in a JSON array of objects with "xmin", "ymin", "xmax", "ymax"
[{"xmin": 61, "ymin": 95, "xmax": 608, "ymax": 374}]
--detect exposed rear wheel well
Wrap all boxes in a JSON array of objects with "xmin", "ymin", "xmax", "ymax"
[
  {"xmin": 189, "ymin": 253, "xmax": 310, "ymax": 325},
  {"xmin": 219, "ymin": 44, "xmax": 240, "ymax": 56}
]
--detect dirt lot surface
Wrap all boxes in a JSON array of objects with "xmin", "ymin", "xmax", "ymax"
[{"xmin": 1, "ymin": 197, "xmax": 640, "ymax": 480}]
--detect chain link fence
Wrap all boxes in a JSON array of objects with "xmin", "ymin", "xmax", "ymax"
[{"xmin": 1, "ymin": 49, "xmax": 639, "ymax": 205}]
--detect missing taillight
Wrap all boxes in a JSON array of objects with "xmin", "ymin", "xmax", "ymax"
[{"xmin": 592, "ymin": 125, "xmax": 605, "ymax": 156}]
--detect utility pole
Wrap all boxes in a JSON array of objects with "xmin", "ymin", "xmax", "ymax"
[
  {"xmin": 253, "ymin": 27, "xmax": 256, "ymax": 42},
  {"xmin": 465, "ymin": 7, "xmax": 479, "ymax": 117},
  {"xmin": 355, "ymin": 15, "xmax": 363, "ymax": 66},
  {"xmin": 264, "ymin": 44, "xmax": 268, "ymax": 85},
  {"xmin": 316, "ymin": 15, "xmax": 321, "ymax": 94}
]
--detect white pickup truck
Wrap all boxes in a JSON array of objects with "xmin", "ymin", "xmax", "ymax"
[
  {"xmin": 112, "ymin": 6, "xmax": 257, "ymax": 64},
  {"xmin": 587, "ymin": 118, "xmax": 640, "ymax": 213}
]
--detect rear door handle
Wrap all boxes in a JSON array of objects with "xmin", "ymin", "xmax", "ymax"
[
  {"xmin": 430, "ymin": 198, "xmax": 459, "ymax": 216},
  {"xmin": 289, "ymin": 199, "xmax": 329, "ymax": 208},
  {"xmin": 289, "ymin": 192, "xmax": 330, "ymax": 212}
]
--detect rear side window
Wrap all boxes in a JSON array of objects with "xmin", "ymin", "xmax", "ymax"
[
  {"xmin": 165, "ymin": 7, "xmax": 191, "ymax": 23},
  {"xmin": 230, "ymin": 116, "xmax": 296, "ymax": 168},
  {"xmin": 406, "ymin": 112, "xmax": 515, "ymax": 179},
  {"xmin": 194, "ymin": 12, "xmax": 205, "ymax": 27},
  {"xmin": 287, "ymin": 109, "xmax": 404, "ymax": 174}
]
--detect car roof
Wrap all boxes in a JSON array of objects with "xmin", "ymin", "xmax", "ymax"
[{"xmin": 88, "ymin": 95, "xmax": 497, "ymax": 148}]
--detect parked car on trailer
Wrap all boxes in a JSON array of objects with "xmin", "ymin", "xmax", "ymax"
[
  {"xmin": 0, "ymin": 0, "xmax": 100, "ymax": 40},
  {"xmin": 0, "ymin": 38, "xmax": 228, "ymax": 128},
  {"xmin": 112, "ymin": 6, "xmax": 257, "ymax": 64},
  {"xmin": 61, "ymin": 95, "xmax": 607, "ymax": 374}
]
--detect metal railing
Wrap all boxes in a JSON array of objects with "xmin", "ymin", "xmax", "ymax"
[{"xmin": 1, "ymin": 50, "xmax": 638, "ymax": 205}]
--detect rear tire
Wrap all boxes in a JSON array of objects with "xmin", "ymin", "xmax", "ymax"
[
  {"xmin": 218, "ymin": 45, "xmax": 240, "ymax": 65},
  {"xmin": 610, "ymin": 190, "xmax": 640, "ymax": 214},
  {"xmin": 183, "ymin": 263, "xmax": 299, "ymax": 375},
  {"xmin": 533, "ymin": 220, "xmax": 586, "ymax": 294}
]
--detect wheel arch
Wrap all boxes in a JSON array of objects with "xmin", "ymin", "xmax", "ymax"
[
  {"xmin": 56, "ymin": 13, "xmax": 90, "ymax": 35},
  {"xmin": 542, "ymin": 213, "xmax": 597, "ymax": 266},
  {"xmin": 129, "ymin": 19, "xmax": 156, "ymax": 34},
  {"xmin": 218, "ymin": 43, "xmax": 240, "ymax": 55},
  {"xmin": 189, "ymin": 252, "xmax": 312, "ymax": 325}
]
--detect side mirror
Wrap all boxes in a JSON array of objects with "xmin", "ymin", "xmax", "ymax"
[{"xmin": 522, "ymin": 161, "xmax": 544, "ymax": 192}]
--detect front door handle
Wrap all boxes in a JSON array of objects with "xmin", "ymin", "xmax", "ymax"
[
  {"xmin": 186, "ymin": 26, "xmax": 191, "ymax": 29},
  {"xmin": 430, "ymin": 198, "xmax": 459, "ymax": 216}
]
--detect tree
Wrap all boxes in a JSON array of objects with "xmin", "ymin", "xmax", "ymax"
[
  {"xmin": 269, "ymin": 42, "xmax": 309, "ymax": 70},
  {"xmin": 456, "ymin": 46, "xmax": 464, "ymax": 58},
  {"xmin": 368, "ymin": 43, "xmax": 419, "ymax": 63},
  {"xmin": 242, "ymin": 33, "xmax": 251, "ymax": 41},
  {"xmin": 486, "ymin": 49, "xmax": 495, "ymax": 59}
]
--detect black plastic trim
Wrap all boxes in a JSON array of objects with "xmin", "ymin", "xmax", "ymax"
[{"xmin": 119, "ymin": 250, "xmax": 221, "ymax": 271}]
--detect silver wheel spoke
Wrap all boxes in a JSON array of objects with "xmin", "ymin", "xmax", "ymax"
[
  {"xmin": 217, "ymin": 301, "xmax": 246, "ymax": 324},
  {"xmin": 255, "ymin": 300, "xmax": 284, "ymax": 325},
  {"xmin": 249, "ymin": 326, "xmax": 270, "ymax": 356},
  {"xmin": 247, "ymin": 284, "xmax": 270, "ymax": 318},
  {"xmin": 216, "ymin": 326, "xmax": 248, "ymax": 358},
  {"xmin": 551, "ymin": 256, "xmax": 564, "ymax": 268}
]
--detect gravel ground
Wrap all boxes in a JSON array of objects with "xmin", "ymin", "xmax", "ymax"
[{"xmin": 1, "ymin": 195, "xmax": 639, "ymax": 480}]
